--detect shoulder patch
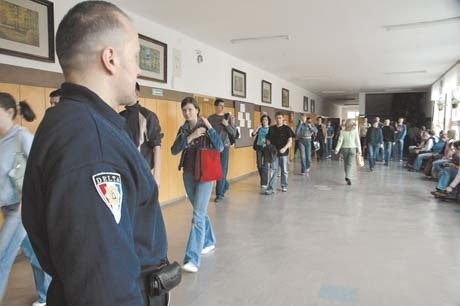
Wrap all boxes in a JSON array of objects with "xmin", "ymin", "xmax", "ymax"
[{"xmin": 92, "ymin": 172, "xmax": 123, "ymax": 224}]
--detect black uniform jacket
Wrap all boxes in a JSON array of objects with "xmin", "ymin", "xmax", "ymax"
[{"xmin": 22, "ymin": 83, "xmax": 168, "ymax": 306}]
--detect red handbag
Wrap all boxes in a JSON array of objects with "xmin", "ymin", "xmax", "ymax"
[{"xmin": 194, "ymin": 137, "xmax": 223, "ymax": 182}]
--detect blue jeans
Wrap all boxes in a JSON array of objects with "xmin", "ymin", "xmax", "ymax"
[
  {"xmin": 0, "ymin": 204, "xmax": 50, "ymax": 303},
  {"xmin": 394, "ymin": 139, "xmax": 404, "ymax": 161},
  {"xmin": 298, "ymin": 139, "xmax": 312, "ymax": 173},
  {"xmin": 368, "ymin": 144, "xmax": 380, "ymax": 169},
  {"xmin": 326, "ymin": 138, "xmax": 333, "ymax": 157},
  {"xmin": 256, "ymin": 149, "xmax": 269, "ymax": 186},
  {"xmin": 268, "ymin": 155, "xmax": 289, "ymax": 190},
  {"xmin": 437, "ymin": 167, "xmax": 458, "ymax": 190},
  {"xmin": 215, "ymin": 146, "xmax": 230, "ymax": 197},
  {"xmin": 383, "ymin": 141, "xmax": 393, "ymax": 164},
  {"xmin": 183, "ymin": 172, "xmax": 216, "ymax": 267},
  {"xmin": 432, "ymin": 159, "xmax": 449, "ymax": 178},
  {"xmin": 414, "ymin": 152, "xmax": 433, "ymax": 171}
]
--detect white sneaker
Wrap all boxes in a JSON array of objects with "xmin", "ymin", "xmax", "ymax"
[
  {"xmin": 201, "ymin": 245, "xmax": 216, "ymax": 255},
  {"xmin": 32, "ymin": 302, "xmax": 46, "ymax": 306},
  {"xmin": 182, "ymin": 262, "xmax": 198, "ymax": 273}
]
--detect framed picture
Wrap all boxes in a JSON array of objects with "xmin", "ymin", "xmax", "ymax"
[
  {"xmin": 282, "ymin": 88, "xmax": 289, "ymax": 108},
  {"xmin": 232, "ymin": 68, "xmax": 246, "ymax": 98},
  {"xmin": 0, "ymin": 0, "xmax": 55, "ymax": 62},
  {"xmin": 303, "ymin": 96, "xmax": 309, "ymax": 112},
  {"xmin": 261, "ymin": 80, "xmax": 272, "ymax": 103},
  {"xmin": 138, "ymin": 34, "xmax": 167, "ymax": 83},
  {"xmin": 311, "ymin": 99, "xmax": 316, "ymax": 113}
]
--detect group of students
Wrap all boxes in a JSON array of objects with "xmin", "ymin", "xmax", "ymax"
[{"xmin": 401, "ymin": 127, "xmax": 460, "ymax": 200}]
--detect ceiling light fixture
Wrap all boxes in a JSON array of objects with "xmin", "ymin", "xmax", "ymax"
[
  {"xmin": 383, "ymin": 70, "xmax": 427, "ymax": 75},
  {"xmin": 383, "ymin": 16, "xmax": 460, "ymax": 31},
  {"xmin": 322, "ymin": 90, "xmax": 346, "ymax": 94},
  {"xmin": 384, "ymin": 88, "xmax": 413, "ymax": 92},
  {"xmin": 230, "ymin": 34, "xmax": 290, "ymax": 44},
  {"xmin": 301, "ymin": 75, "xmax": 330, "ymax": 80}
]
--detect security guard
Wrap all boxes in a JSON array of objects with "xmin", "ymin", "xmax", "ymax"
[{"xmin": 22, "ymin": 2, "xmax": 168, "ymax": 306}]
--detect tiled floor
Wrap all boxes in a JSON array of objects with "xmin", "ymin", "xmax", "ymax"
[{"xmin": 4, "ymin": 160, "xmax": 460, "ymax": 306}]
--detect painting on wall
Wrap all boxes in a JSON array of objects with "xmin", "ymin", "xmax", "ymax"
[
  {"xmin": 261, "ymin": 80, "xmax": 271, "ymax": 103},
  {"xmin": 282, "ymin": 88, "xmax": 289, "ymax": 108},
  {"xmin": 138, "ymin": 34, "xmax": 167, "ymax": 83},
  {"xmin": 311, "ymin": 99, "xmax": 316, "ymax": 113},
  {"xmin": 303, "ymin": 96, "xmax": 309, "ymax": 112},
  {"xmin": 232, "ymin": 68, "xmax": 246, "ymax": 98},
  {"xmin": 0, "ymin": 0, "xmax": 54, "ymax": 62}
]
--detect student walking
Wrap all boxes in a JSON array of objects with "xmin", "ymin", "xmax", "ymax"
[{"xmin": 334, "ymin": 119, "xmax": 362, "ymax": 185}]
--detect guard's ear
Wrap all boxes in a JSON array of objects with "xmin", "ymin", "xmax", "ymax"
[{"xmin": 101, "ymin": 47, "xmax": 117, "ymax": 75}]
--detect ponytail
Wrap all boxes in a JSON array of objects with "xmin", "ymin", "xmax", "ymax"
[{"xmin": 18, "ymin": 101, "xmax": 36, "ymax": 122}]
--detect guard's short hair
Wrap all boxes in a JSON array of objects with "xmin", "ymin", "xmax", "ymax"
[
  {"xmin": 49, "ymin": 89, "xmax": 62, "ymax": 98},
  {"xmin": 56, "ymin": 1, "xmax": 129, "ymax": 73},
  {"xmin": 275, "ymin": 111, "xmax": 284, "ymax": 117}
]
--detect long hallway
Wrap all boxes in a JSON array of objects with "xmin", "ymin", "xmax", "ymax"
[{"xmin": 5, "ymin": 160, "xmax": 460, "ymax": 306}]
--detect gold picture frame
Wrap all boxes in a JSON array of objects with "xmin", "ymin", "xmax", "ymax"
[
  {"xmin": 138, "ymin": 34, "xmax": 167, "ymax": 83},
  {"xmin": 0, "ymin": 0, "xmax": 55, "ymax": 62}
]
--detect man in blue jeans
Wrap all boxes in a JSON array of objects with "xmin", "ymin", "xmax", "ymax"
[
  {"xmin": 208, "ymin": 99, "xmax": 237, "ymax": 202},
  {"xmin": 265, "ymin": 112, "xmax": 295, "ymax": 194},
  {"xmin": 394, "ymin": 117, "xmax": 407, "ymax": 162},
  {"xmin": 295, "ymin": 114, "xmax": 317, "ymax": 174}
]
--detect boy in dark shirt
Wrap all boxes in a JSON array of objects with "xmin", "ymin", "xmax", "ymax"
[{"xmin": 265, "ymin": 112, "xmax": 295, "ymax": 194}]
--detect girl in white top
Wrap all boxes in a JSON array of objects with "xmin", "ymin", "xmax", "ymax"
[{"xmin": 334, "ymin": 119, "xmax": 362, "ymax": 185}]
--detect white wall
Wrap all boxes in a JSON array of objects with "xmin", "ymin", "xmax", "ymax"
[
  {"xmin": 431, "ymin": 62, "xmax": 460, "ymax": 131},
  {"xmin": 0, "ymin": 0, "xmax": 340, "ymax": 116}
]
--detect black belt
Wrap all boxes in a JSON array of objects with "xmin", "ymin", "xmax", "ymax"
[{"xmin": 138, "ymin": 262, "xmax": 181, "ymax": 306}]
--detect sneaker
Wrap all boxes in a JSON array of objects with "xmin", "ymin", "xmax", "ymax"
[
  {"xmin": 32, "ymin": 302, "xmax": 46, "ymax": 306},
  {"xmin": 299, "ymin": 172, "xmax": 306, "ymax": 176},
  {"xmin": 345, "ymin": 178, "xmax": 352, "ymax": 186},
  {"xmin": 261, "ymin": 185, "xmax": 267, "ymax": 189},
  {"xmin": 264, "ymin": 189, "xmax": 274, "ymax": 195},
  {"xmin": 306, "ymin": 168, "xmax": 311, "ymax": 172},
  {"xmin": 201, "ymin": 245, "xmax": 216, "ymax": 255},
  {"xmin": 214, "ymin": 196, "xmax": 223, "ymax": 203},
  {"xmin": 281, "ymin": 187, "xmax": 287, "ymax": 192},
  {"xmin": 182, "ymin": 262, "xmax": 198, "ymax": 273}
]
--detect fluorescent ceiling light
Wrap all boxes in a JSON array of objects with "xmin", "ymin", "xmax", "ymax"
[
  {"xmin": 301, "ymin": 75, "xmax": 330, "ymax": 80},
  {"xmin": 383, "ymin": 70, "xmax": 427, "ymax": 75},
  {"xmin": 322, "ymin": 90, "xmax": 346, "ymax": 94},
  {"xmin": 384, "ymin": 88, "xmax": 413, "ymax": 92},
  {"xmin": 230, "ymin": 34, "xmax": 289, "ymax": 44},
  {"xmin": 383, "ymin": 16, "xmax": 460, "ymax": 31}
]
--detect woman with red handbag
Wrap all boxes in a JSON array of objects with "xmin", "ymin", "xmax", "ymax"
[{"xmin": 171, "ymin": 97, "xmax": 224, "ymax": 273}]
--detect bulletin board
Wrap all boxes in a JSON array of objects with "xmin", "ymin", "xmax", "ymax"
[{"xmin": 234, "ymin": 101, "xmax": 255, "ymax": 148}]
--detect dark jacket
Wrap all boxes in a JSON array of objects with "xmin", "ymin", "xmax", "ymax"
[
  {"xmin": 171, "ymin": 119, "xmax": 224, "ymax": 173},
  {"xmin": 366, "ymin": 127, "xmax": 383, "ymax": 145},
  {"xmin": 120, "ymin": 102, "xmax": 163, "ymax": 169},
  {"xmin": 382, "ymin": 126, "xmax": 395, "ymax": 142},
  {"xmin": 22, "ymin": 83, "xmax": 168, "ymax": 306}
]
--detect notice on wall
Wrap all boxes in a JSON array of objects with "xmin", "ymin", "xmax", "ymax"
[
  {"xmin": 239, "ymin": 119, "xmax": 245, "ymax": 128},
  {"xmin": 240, "ymin": 103, "xmax": 246, "ymax": 112}
]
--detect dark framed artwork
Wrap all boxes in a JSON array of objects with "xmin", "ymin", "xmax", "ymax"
[
  {"xmin": 0, "ymin": 0, "xmax": 55, "ymax": 62},
  {"xmin": 303, "ymin": 96, "xmax": 309, "ymax": 112},
  {"xmin": 261, "ymin": 80, "xmax": 272, "ymax": 103},
  {"xmin": 311, "ymin": 99, "xmax": 316, "ymax": 113},
  {"xmin": 282, "ymin": 88, "xmax": 289, "ymax": 108},
  {"xmin": 232, "ymin": 68, "xmax": 246, "ymax": 98},
  {"xmin": 138, "ymin": 34, "xmax": 167, "ymax": 83}
]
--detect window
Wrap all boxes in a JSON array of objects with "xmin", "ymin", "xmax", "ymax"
[{"xmin": 347, "ymin": 111, "xmax": 359, "ymax": 119}]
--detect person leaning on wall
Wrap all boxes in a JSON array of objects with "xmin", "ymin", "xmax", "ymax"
[
  {"xmin": 48, "ymin": 89, "xmax": 61, "ymax": 107},
  {"xmin": 120, "ymin": 82, "xmax": 164, "ymax": 186},
  {"xmin": 21, "ymin": 1, "xmax": 172, "ymax": 306}
]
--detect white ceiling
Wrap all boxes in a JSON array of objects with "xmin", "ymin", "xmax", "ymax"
[{"xmin": 115, "ymin": 0, "xmax": 460, "ymax": 103}]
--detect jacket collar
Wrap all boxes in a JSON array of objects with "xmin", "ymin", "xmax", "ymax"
[{"xmin": 60, "ymin": 82, "xmax": 125, "ymax": 130}]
